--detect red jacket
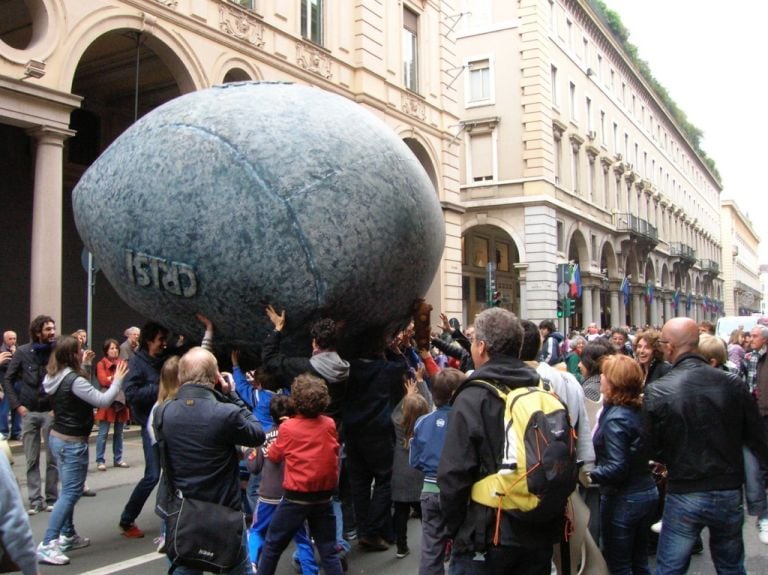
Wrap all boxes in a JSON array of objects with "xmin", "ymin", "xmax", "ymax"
[{"xmin": 266, "ymin": 414, "xmax": 339, "ymax": 496}]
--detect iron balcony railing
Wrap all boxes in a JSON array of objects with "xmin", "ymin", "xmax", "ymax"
[
  {"xmin": 699, "ymin": 259, "xmax": 720, "ymax": 274},
  {"xmin": 615, "ymin": 213, "xmax": 658, "ymax": 241},
  {"xmin": 671, "ymin": 243, "xmax": 696, "ymax": 261}
]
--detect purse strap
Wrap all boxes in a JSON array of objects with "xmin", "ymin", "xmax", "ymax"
[{"xmin": 154, "ymin": 401, "xmax": 179, "ymax": 495}]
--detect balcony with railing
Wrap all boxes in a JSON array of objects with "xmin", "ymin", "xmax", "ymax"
[
  {"xmin": 671, "ymin": 243, "xmax": 697, "ymax": 264},
  {"xmin": 616, "ymin": 214, "xmax": 659, "ymax": 250},
  {"xmin": 699, "ymin": 259, "xmax": 720, "ymax": 276},
  {"xmin": 615, "ymin": 213, "xmax": 658, "ymax": 247}
]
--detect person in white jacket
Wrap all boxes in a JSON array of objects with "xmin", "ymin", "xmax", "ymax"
[{"xmin": 36, "ymin": 335, "xmax": 128, "ymax": 566}]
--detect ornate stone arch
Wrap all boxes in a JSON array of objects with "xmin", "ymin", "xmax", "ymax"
[{"xmin": 59, "ymin": 11, "xmax": 204, "ymax": 95}]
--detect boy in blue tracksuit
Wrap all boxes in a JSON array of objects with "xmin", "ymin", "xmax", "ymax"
[
  {"xmin": 245, "ymin": 394, "xmax": 319, "ymax": 575},
  {"xmin": 409, "ymin": 368, "xmax": 465, "ymax": 575}
]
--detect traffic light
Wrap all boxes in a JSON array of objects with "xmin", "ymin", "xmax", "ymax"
[
  {"xmin": 567, "ymin": 298, "xmax": 576, "ymax": 316},
  {"xmin": 557, "ymin": 299, "xmax": 564, "ymax": 318}
]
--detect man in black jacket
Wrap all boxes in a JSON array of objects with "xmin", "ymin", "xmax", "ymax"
[
  {"xmin": 117, "ymin": 321, "xmax": 169, "ymax": 538},
  {"xmin": 159, "ymin": 347, "xmax": 265, "ymax": 572},
  {"xmin": 2, "ymin": 315, "xmax": 58, "ymax": 514},
  {"xmin": 438, "ymin": 308, "xmax": 562, "ymax": 574},
  {"xmin": 644, "ymin": 317, "xmax": 768, "ymax": 574}
]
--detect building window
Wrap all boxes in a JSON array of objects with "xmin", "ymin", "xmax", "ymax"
[
  {"xmin": 612, "ymin": 122, "xmax": 618, "ymax": 154},
  {"xmin": 403, "ymin": 7, "xmax": 419, "ymax": 93},
  {"xmin": 230, "ymin": 0, "xmax": 255, "ymax": 9},
  {"xmin": 473, "ymin": 237, "xmax": 490, "ymax": 267},
  {"xmin": 600, "ymin": 110, "xmax": 606, "ymax": 144},
  {"xmin": 557, "ymin": 221, "xmax": 565, "ymax": 252},
  {"xmin": 496, "ymin": 242, "xmax": 510, "ymax": 272},
  {"xmin": 572, "ymin": 146, "xmax": 580, "ymax": 195},
  {"xmin": 554, "ymin": 133, "xmax": 563, "ymax": 184},
  {"xmin": 469, "ymin": 132, "xmax": 494, "ymax": 182},
  {"xmin": 569, "ymin": 82, "xmax": 577, "ymax": 121},
  {"xmin": 597, "ymin": 54, "xmax": 603, "ymax": 80},
  {"xmin": 468, "ymin": 59, "xmax": 491, "ymax": 103},
  {"xmin": 301, "ymin": 0, "xmax": 323, "ymax": 45},
  {"xmin": 585, "ymin": 97, "xmax": 592, "ymax": 131},
  {"xmin": 550, "ymin": 65, "xmax": 559, "ymax": 107}
]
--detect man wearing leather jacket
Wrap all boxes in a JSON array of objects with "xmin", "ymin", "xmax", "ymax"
[{"xmin": 644, "ymin": 317, "xmax": 768, "ymax": 574}]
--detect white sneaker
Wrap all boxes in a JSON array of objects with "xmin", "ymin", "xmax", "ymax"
[
  {"xmin": 651, "ymin": 520, "xmax": 663, "ymax": 534},
  {"xmin": 758, "ymin": 518, "xmax": 768, "ymax": 544},
  {"xmin": 37, "ymin": 541, "xmax": 70, "ymax": 565}
]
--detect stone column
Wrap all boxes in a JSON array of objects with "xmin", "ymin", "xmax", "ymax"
[
  {"xmin": 592, "ymin": 287, "xmax": 602, "ymax": 328},
  {"xmin": 611, "ymin": 289, "xmax": 621, "ymax": 328},
  {"xmin": 27, "ymin": 126, "xmax": 75, "ymax": 325},
  {"xmin": 650, "ymin": 296, "xmax": 659, "ymax": 328},
  {"xmin": 514, "ymin": 263, "xmax": 529, "ymax": 321},
  {"xmin": 636, "ymin": 292, "xmax": 645, "ymax": 328},
  {"xmin": 581, "ymin": 286, "xmax": 593, "ymax": 329}
]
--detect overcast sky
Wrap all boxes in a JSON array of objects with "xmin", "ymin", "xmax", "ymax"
[{"xmin": 604, "ymin": 0, "xmax": 766, "ymax": 262}]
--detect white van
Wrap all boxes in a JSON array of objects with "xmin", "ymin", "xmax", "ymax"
[{"xmin": 715, "ymin": 315, "xmax": 768, "ymax": 340}]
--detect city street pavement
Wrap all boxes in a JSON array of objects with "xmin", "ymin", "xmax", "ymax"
[{"xmin": 9, "ymin": 431, "xmax": 768, "ymax": 574}]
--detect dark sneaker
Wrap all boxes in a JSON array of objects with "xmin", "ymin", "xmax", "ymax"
[
  {"xmin": 59, "ymin": 533, "xmax": 91, "ymax": 552},
  {"xmin": 358, "ymin": 535, "xmax": 389, "ymax": 551},
  {"xmin": 396, "ymin": 546, "xmax": 410, "ymax": 558}
]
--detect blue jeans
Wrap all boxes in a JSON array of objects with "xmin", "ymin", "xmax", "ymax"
[
  {"xmin": 120, "ymin": 425, "xmax": 160, "ymax": 526},
  {"xmin": 656, "ymin": 489, "xmax": 745, "ymax": 575},
  {"xmin": 599, "ymin": 486, "xmax": 657, "ymax": 575},
  {"xmin": 742, "ymin": 446, "xmax": 768, "ymax": 520},
  {"xmin": 172, "ymin": 529, "xmax": 251, "ymax": 575},
  {"xmin": 95, "ymin": 420, "xmax": 124, "ymax": 465},
  {"xmin": 257, "ymin": 499, "xmax": 342, "ymax": 575},
  {"xmin": 248, "ymin": 499, "xmax": 317, "ymax": 573},
  {"xmin": 0, "ymin": 392, "xmax": 21, "ymax": 438},
  {"xmin": 44, "ymin": 436, "xmax": 89, "ymax": 544}
]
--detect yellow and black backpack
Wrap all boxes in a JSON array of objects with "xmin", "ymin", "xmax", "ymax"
[{"xmin": 468, "ymin": 379, "xmax": 578, "ymax": 532}]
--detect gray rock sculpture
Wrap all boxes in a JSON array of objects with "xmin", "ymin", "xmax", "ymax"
[{"xmin": 72, "ymin": 82, "xmax": 445, "ymax": 352}]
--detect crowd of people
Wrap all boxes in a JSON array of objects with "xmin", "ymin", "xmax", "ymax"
[{"xmin": 1, "ymin": 308, "xmax": 768, "ymax": 575}]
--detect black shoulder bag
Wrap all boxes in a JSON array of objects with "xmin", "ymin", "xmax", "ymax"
[{"xmin": 154, "ymin": 401, "xmax": 246, "ymax": 574}]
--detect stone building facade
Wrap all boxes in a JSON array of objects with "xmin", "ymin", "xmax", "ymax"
[
  {"xmin": 0, "ymin": 0, "xmax": 462, "ymax": 342},
  {"xmin": 454, "ymin": 0, "xmax": 723, "ymax": 330},
  {"xmin": 721, "ymin": 200, "xmax": 761, "ymax": 315}
]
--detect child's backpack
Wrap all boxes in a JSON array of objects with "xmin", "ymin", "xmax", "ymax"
[{"xmin": 468, "ymin": 379, "xmax": 578, "ymax": 527}]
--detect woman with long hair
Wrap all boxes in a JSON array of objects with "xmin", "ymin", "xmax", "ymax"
[
  {"xmin": 94, "ymin": 338, "xmax": 131, "ymax": 471},
  {"xmin": 633, "ymin": 330, "xmax": 671, "ymax": 388},
  {"xmin": 589, "ymin": 354, "xmax": 657, "ymax": 575},
  {"xmin": 37, "ymin": 336, "xmax": 128, "ymax": 566}
]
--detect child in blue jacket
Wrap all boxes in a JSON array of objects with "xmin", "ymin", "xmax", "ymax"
[{"xmin": 409, "ymin": 368, "xmax": 465, "ymax": 575}]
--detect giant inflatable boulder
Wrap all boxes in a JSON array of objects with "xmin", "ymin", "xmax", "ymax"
[{"xmin": 72, "ymin": 82, "xmax": 445, "ymax": 352}]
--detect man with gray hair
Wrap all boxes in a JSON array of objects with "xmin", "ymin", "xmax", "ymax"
[
  {"xmin": 438, "ymin": 308, "xmax": 564, "ymax": 574},
  {"xmin": 156, "ymin": 347, "xmax": 265, "ymax": 573},
  {"xmin": 119, "ymin": 327, "xmax": 140, "ymax": 361}
]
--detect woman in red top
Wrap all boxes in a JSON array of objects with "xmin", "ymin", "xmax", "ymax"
[{"xmin": 94, "ymin": 339, "xmax": 130, "ymax": 470}]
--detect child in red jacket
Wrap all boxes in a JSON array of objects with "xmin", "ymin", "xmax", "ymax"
[{"xmin": 257, "ymin": 374, "xmax": 343, "ymax": 575}]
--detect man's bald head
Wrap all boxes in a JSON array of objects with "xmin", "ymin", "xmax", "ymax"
[
  {"xmin": 660, "ymin": 317, "xmax": 699, "ymax": 363},
  {"xmin": 178, "ymin": 347, "xmax": 219, "ymax": 387}
]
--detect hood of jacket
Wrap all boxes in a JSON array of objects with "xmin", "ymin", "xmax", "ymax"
[
  {"xmin": 43, "ymin": 367, "xmax": 76, "ymax": 395},
  {"xmin": 461, "ymin": 354, "xmax": 540, "ymax": 393},
  {"xmin": 550, "ymin": 331, "xmax": 565, "ymax": 344},
  {"xmin": 309, "ymin": 351, "xmax": 350, "ymax": 383}
]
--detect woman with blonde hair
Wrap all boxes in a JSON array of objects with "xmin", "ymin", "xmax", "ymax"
[{"xmin": 589, "ymin": 354, "xmax": 657, "ymax": 575}]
